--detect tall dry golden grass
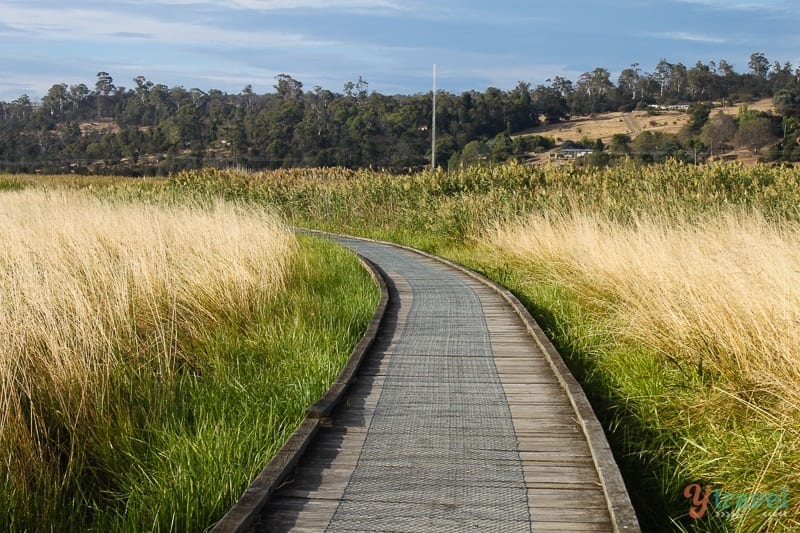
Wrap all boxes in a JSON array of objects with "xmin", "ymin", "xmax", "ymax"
[
  {"xmin": 155, "ymin": 161, "xmax": 800, "ymax": 529},
  {"xmin": 482, "ymin": 209, "xmax": 800, "ymax": 528},
  {"xmin": 0, "ymin": 190, "xmax": 295, "ymax": 499},
  {"xmin": 486, "ymin": 211, "xmax": 800, "ymax": 390}
]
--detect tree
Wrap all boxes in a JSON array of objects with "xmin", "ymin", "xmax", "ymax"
[
  {"xmin": 456, "ymin": 139, "xmax": 488, "ymax": 166},
  {"xmin": 42, "ymin": 83, "xmax": 69, "ymax": 120},
  {"xmin": 551, "ymin": 76, "xmax": 574, "ymax": 99},
  {"xmin": 433, "ymin": 133, "xmax": 457, "ymax": 169},
  {"xmin": 618, "ymin": 64, "xmax": 642, "ymax": 102},
  {"xmin": 343, "ymin": 76, "xmax": 369, "ymax": 100},
  {"xmin": 95, "ymin": 72, "xmax": 115, "ymax": 96},
  {"xmin": 506, "ymin": 81, "xmax": 538, "ymax": 132},
  {"xmin": 686, "ymin": 102, "xmax": 713, "ymax": 132},
  {"xmin": 700, "ymin": 111, "xmax": 737, "ymax": 154},
  {"xmin": 687, "ymin": 62, "xmax": 713, "ymax": 100},
  {"xmin": 632, "ymin": 131, "xmax": 682, "ymax": 162},
  {"xmin": 735, "ymin": 117, "xmax": 777, "ymax": 154},
  {"xmin": 770, "ymin": 62, "xmax": 796, "ymax": 92},
  {"xmin": 471, "ymin": 87, "xmax": 506, "ymax": 136},
  {"xmin": 748, "ymin": 52, "xmax": 769, "ymax": 79},
  {"xmin": 68, "ymin": 84, "xmax": 90, "ymax": 118},
  {"xmin": 489, "ymin": 132, "xmax": 512, "ymax": 162},
  {"xmin": 173, "ymin": 103, "xmax": 203, "ymax": 146},
  {"xmin": 10, "ymin": 94, "xmax": 32, "ymax": 121},
  {"xmin": 654, "ymin": 59, "xmax": 673, "ymax": 99},
  {"xmin": 94, "ymin": 72, "xmax": 115, "ymax": 117},
  {"xmin": 274, "ymin": 74, "xmax": 303, "ymax": 100},
  {"xmin": 609, "ymin": 133, "xmax": 631, "ymax": 155},
  {"xmin": 774, "ymin": 88, "xmax": 800, "ymax": 117},
  {"xmin": 241, "ymin": 84, "xmax": 255, "ymax": 110},
  {"xmin": 533, "ymin": 83, "xmax": 569, "ymax": 124},
  {"xmin": 718, "ymin": 59, "xmax": 735, "ymax": 77},
  {"xmin": 676, "ymin": 63, "xmax": 690, "ymax": 99},
  {"xmin": 573, "ymin": 68, "xmax": 614, "ymax": 115},
  {"xmin": 148, "ymin": 84, "xmax": 173, "ymax": 124},
  {"xmin": 735, "ymin": 106, "xmax": 777, "ymax": 154},
  {"xmin": 119, "ymin": 96, "xmax": 146, "ymax": 126},
  {"xmin": 133, "ymin": 75, "xmax": 153, "ymax": 103}
]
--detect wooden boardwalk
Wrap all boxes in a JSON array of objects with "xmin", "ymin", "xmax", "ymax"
[{"xmin": 247, "ymin": 237, "xmax": 640, "ymax": 532}]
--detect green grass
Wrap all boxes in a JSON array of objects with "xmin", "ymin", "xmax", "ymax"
[
  {"xmin": 99, "ymin": 235, "xmax": 379, "ymax": 532},
  {"xmin": 7, "ymin": 161, "xmax": 800, "ymax": 531},
  {"xmin": 458, "ymin": 251, "xmax": 797, "ymax": 532},
  {"xmin": 142, "ymin": 161, "xmax": 799, "ymax": 532},
  {"xmin": 1, "ymin": 229, "xmax": 378, "ymax": 532},
  {"xmin": 102, "ymin": 236, "xmax": 378, "ymax": 532},
  {"xmin": 455, "ymin": 259, "xmax": 724, "ymax": 532}
]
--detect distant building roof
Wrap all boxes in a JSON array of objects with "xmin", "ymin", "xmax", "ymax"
[
  {"xmin": 556, "ymin": 147, "xmax": 595, "ymax": 158},
  {"xmin": 648, "ymin": 103, "xmax": 690, "ymax": 111}
]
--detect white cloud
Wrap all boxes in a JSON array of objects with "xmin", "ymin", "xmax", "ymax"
[
  {"xmin": 671, "ymin": 0, "xmax": 760, "ymax": 8},
  {"xmin": 226, "ymin": 0, "xmax": 403, "ymax": 9},
  {"xmin": 671, "ymin": 0, "xmax": 798, "ymax": 15},
  {"xmin": 119, "ymin": 0, "xmax": 407, "ymax": 12},
  {"xmin": 656, "ymin": 31, "xmax": 726, "ymax": 44},
  {"xmin": 0, "ymin": 71, "xmax": 83, "ymax": 101},
  {"xmin": 0, "ymin": 5, "xmax": 334, "ymax": 47}
]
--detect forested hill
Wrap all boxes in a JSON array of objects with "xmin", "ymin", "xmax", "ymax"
[{"xmin": 2, "ymin": 53, "xmax": 800, "ymax": 174}]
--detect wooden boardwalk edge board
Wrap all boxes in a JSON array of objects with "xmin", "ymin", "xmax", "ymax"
[
  {"xmin": 210, "ymin": 253, "xmax": 390, "ymax": 533},
  {"xmin": 303, "ymin": 229, "xmax": 640, "ymax": 532},
  {"xmin": 213, "ymin": 229, "xmax": 640, "ymax": 532},
  {"xmin": 413, "ymin": 248, "xmax": 641, "ymax": 532}
]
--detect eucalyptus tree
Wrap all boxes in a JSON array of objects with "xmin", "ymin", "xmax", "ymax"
[
  {"xmin": 94, "ymin": 72, "xmax": 115, "ymax": 117},
  {"xmin": 573, "ymin": 68, "xmax": 614, "ymax": 114},
  {"xmin": 618, "ymin": 64, "xmax": 642, "ymax": 101},
  {"xmin": 533, "ymin": 81, "xmax": 569, "ymax": 123},
  {"xmin": 42, "ymin": 84, "xmax": 69, "ymax": 120},
  {"xmin": 68, "ymin": 84, "xmax": 90, "ymax": 119},
  {"xmin": 749, "ymin": 52, "xmax": 770, "ymax": 79},
  {"xmin": 654, "ymin": 59, "xmax": 673, "ymax": 100},
  {"xmin": 687, "ymin": 61, "xmax": 714, "ymax": 100}
]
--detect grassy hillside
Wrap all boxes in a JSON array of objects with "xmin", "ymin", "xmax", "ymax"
[{"xmin": 521, "ymin": 98, "xmax": 777, "ymax": 164}]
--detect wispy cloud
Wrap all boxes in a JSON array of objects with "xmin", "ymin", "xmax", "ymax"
[
  {"xmin": 0, "ymin": 5, "xmax": 334, "ymax": 47},
  {"xmin": 1, "ymin": 0, "xmax": 798, "ymax": 102},
  {"xmin": 670, "ymin": 0, "xmax": 799, "ymax": 15},
  {"xmin": 122, "ymin": 0, "xmax": 408, "ymax": 12},
  {"xmin": 0, "ymin": 21, "xmax": 26, "ymax": 36},
  {"xmin": 225, "ymin": 0, "xmax": 404, "ymax": 10},
  {"xmin": 112, "ymin": 32, "xmax": 153, "ymax": 39},
  {"xmin": 655, "ymin": 31, "xmax": 726, "ymax": 44}
]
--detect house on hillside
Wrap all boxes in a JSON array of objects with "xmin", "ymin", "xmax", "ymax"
[
  {"xmin": 553, "ymin": 140, "xmax": 596, "ymax": 159},
  {"xmin": 648, "ymin": 104, "xmax": 690, "ymax": 111}
]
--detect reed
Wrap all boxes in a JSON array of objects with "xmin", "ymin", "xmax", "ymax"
[
  {"xmin": 8, "ymin": 159, "xmax": 800, "ymax": 530},
  {"xmin": 479, "ymin": 209, "xmax": 800, "ymax": 531},
  {"xmin": 0, "ymin": 190, "xmax": 378, "ymax": 531}
]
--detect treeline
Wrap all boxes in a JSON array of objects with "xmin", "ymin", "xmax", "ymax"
[{"xmin": 1, "ymin": 52, "xmax": 799, "ymax": 174}]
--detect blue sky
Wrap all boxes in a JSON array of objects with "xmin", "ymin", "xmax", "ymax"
[{"xmin": 1, "ymin": 0, "xmax": 798, "ymax": 102}]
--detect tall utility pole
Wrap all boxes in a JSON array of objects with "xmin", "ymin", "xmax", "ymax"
[{"xmin": 432, "ymin": 64, "xmax": 437, "ymax": 170}]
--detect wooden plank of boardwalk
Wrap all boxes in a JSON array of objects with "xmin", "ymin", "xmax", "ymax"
[{"xmin": 252, "ymin": 238, "xmax": 637, "ymax": 532}]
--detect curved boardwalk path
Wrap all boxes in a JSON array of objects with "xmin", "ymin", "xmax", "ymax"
[{"xmin": 251, "ymin": 237, "xmax": 639, "ymax": 532}]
